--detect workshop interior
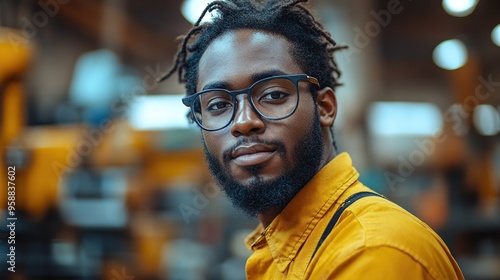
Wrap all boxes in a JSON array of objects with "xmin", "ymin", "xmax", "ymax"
[{"xmin": 0, "ymin": 0, "xmax": 499, "ymax": 279}]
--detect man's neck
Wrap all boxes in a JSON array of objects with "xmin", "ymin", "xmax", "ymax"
[
  {"xmin": 258, "ymin": 207, "xmax": 282, "ymax": 229},
  {"xmin": 256, "ymin": 150, "xmax": 338, "ymax": 228}
]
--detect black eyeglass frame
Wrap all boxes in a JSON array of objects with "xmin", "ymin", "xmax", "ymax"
[{"xmin": 182, "ymin": 74, "xmax": 320, "ymax": 131}]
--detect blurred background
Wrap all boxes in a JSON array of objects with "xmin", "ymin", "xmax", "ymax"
[{"xmin": 0, "ymin": 0, "xmax": 499, "ymax": 279}]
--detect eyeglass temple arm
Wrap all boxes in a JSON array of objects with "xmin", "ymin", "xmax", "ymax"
[
  {"xmin": 306, "ymin": 76, "xmax": 320, "ymax": 88},
  {"xmin": 182, "ymin": 96, "xmax": 191, "ymax": 107}
]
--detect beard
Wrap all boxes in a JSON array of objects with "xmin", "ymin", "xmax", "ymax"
[{"xmin": 203, "ymin": 110, "xmax": 325, "ymax": 217}]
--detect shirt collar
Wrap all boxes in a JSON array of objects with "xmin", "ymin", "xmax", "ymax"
[{"xmin": 244, "ymin": 152, "xmax": 360, "ymax": 272}]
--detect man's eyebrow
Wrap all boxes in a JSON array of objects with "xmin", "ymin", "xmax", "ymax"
[
  {"xmin": 202, "ymin": 81, "xmax": 230, "ymax": 91},
  {"xmin": 251, "ymin": 70, "xmax": 288, "ymax": 83},
  {"xmin": 201, "ymin": 70, "xmax": 289, "ymax": 91}
]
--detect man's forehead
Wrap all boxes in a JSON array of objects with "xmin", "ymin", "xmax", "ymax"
[
  {"xmin": 220, "ymin": 29, "xmax": 282, "ymax": 45},
  {"xmin": 197, "ymin": 28, "xmax": 301, "ymax": 89},
  {"xmin": 201, "ymin": 29, "xmax": 289, "ymax": 60}
]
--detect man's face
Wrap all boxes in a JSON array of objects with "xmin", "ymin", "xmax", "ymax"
[{"xmin": 197, "ymin": 29, "xmax": 325, "ymax": 216}]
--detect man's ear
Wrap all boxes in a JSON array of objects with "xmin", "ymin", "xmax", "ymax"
[{"xmin": 316, "ymin": 87, "xmax": 337, "ymax": 127}]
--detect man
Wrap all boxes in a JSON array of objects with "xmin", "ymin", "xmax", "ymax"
[{"xmin": 159, "ymin": 0, "xmax": 464, "ymax": 279}]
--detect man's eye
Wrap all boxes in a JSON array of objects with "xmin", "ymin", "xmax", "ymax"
[
  {"xmin": 207, "ymin": 100, "xmax": 232, "ymax": 112},
  {"xmin": 261, "ymin": 91, "xmax": 289, "ymax": 101}
]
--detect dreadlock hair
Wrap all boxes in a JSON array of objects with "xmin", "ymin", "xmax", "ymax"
[{"xmin": 159, "ymin": 0, "xmax": 346, "ymax": 150}]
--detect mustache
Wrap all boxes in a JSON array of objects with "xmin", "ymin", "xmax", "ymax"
[{"xmin": 222, "ymin": 137, "xmax": 287, "ymax": 162}]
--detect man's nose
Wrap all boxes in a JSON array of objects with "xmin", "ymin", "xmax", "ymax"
[{"xmin": 230, "ymin": 95, "xmax": 265, "ymax": 137}]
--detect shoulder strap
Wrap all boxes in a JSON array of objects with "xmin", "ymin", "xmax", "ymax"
[{"xmin": 309, "ymin": 191, "xmax": 385, "ymax": 263}]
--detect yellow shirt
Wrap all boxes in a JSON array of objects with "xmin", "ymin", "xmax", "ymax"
[{"xmin": 244, "ymin": 153, "xmax": 464, "ymax": 279}]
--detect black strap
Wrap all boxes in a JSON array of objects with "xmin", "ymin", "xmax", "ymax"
[{"xmin": 309, "ymin": 191, "xmax": 385, "ymax": 263}]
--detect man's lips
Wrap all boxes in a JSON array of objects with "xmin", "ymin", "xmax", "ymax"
[{"xmin": 231, "ymin": 144, "xmax": 277, "ymax": 167}]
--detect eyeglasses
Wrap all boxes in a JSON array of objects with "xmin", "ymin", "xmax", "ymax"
[{"xmin": 182, "ymin": 74, "xmax": 320, "ymax": 131}]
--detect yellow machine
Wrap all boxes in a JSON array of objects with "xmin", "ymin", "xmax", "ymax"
[
  {"xmin": 1, "ymin": 28, "xmax": 211, "ymax": 279},
  {"xmin": 1, "ymin": 28, "xmax": 31, "ymax": 216},
  {"xmin": 1, "ymin": 30, "xmax": 83, "ymax": 220}
]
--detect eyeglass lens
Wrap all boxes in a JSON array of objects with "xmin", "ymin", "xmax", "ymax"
[{"xmin": 192, "ymin": 77, "xmax": 299, "ymax": 130}]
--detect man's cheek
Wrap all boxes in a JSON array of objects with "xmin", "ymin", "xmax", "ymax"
[{"xmin": 202, "ymin": 135, "xmax": 217, "ymax": 153}]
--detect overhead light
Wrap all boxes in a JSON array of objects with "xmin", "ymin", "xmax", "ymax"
[
  {"xmin": 70, "ymin": 49, "xmax": 122, "ymax": 106},
  {"xmin": 433, "ymin": 39, "xmax": 468, "ymax": 70},
  {"xmin": 129, "ymin": 95, "xmax": 192, "ymax": 130},
  {"xmin": 442, "ymin": 0, "xmax": 479, "ymax": 17},
  {"xmin": 492, "ymin": 24, "xmax": 500, "ymax": 47},
  {"xmin": 473, "ymin": 105, "xmax": 500, "ymax": 136},
  {"xmin": 181, "ymin": 0, "xmax": 217, "ymax": 24},
  {"xmin": 368, "ymin": 102, "xmax": 443, "ymax": 137}
]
